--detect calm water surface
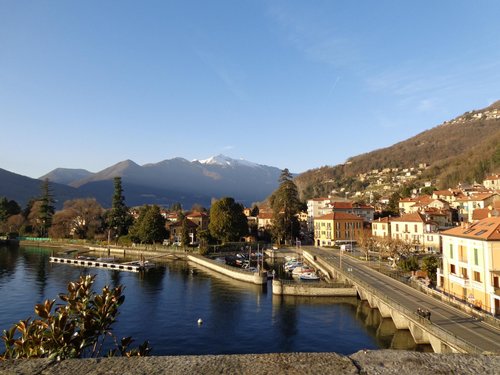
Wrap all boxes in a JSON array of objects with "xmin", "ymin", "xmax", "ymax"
[{"xmin": 0, "ymin": 245, "xmax": 425, "ymax": 355}]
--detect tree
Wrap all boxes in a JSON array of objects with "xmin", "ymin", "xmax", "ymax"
[
  {"xmin": 208, "ymin": 197, "xmax": 248, "ymax": 243},
  {"xmin": 28, "ymin": 201, "xmax": 45, "ymax": 237},
  {"xmin": 190, "ymin": 203, "xmax": 206, "ymax": 213},
  {"xmin": 358, "ymin": 232, "xmax": 377, "ymax": 261},
  {"xmin": 179, "ymin": 214, "xmax": 191, "ymax": 247},
  {"xmin": 0, "ymin": 197, "xmax": 21, "ymax": 234},
  {"xmin": 0, "ymin": 275, "xmax": 150, "ymax": 359},
  {"xmin": 38, "ymin": 179, "xmax": 55, "ymax": 237},
  {"xmin": 170, "ymin": 202, "xmax": 183, "ymax": 212},
  {"xmin": 106, "ymin": 177, "xmax": 132, "ymax": 238},
  {"xmin": 129, "ymin": 205, "xmax": 166, "ymax": 245},
  {"xmin": 399, "ymin": 255, "xmax": 419, "ymax": 272},
  {"xmin": 269, "ymin": 169, "xmax": 301, "ymax": 245},
  {"xmin": 0, "ymin": 197, "xmax": 21, "ymax": 224},
  {"xmin": 422, "ymin": 255, "xmax": 439, "ymax": 284},
  {"xmin": 50, "ymin": 199, "xmax": 104, "ymax": 239}
]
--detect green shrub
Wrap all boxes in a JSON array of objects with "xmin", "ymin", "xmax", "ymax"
[{"xmin": 0, "ymin": 275, "xmax": 150, "ymax": 360}]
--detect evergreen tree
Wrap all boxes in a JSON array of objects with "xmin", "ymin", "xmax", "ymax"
[
  {"xmin": 208, "ymin": 197, "xmax": 248, "ymax": 243},
  {"xmin": 269, "ymin": 169, "xmax": 301, "ymax": 245},
  {"xmin": 38, "ymin": 179, "xmax": 55, "ymax": 237},
  {"xmin": 106, "ymin": 177, "xmax": 132, "ymax": 237},
  {"xmin": 129, "ymin": 205, "xmax": 166, "ymax": 244}
]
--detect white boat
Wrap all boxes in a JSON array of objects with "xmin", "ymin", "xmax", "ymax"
[
  {"xmin": 284, "ymin": 262, "xmax": 302, "ymax": 271},
  {"xmin": 292, "ymin": 266, "xmax": 313, "ymax": 275},
  {"xmin": 299, "ymin": 272, "xmax": 320, "ymax": 281},
  {"xmin": 96, "ymin": 257, "xmax": 116, "ymax": 262}
]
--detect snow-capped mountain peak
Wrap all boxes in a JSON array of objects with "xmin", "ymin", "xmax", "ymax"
[{"xmin": 195, "ymin": 154, "xmax": 260, "ymax": 168}]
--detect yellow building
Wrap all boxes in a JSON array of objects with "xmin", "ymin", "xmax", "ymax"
[
  {"xmin": 314, "ymin": 212, "xmax": 363, "ymax": 247},
  {"xmin": 438, "ymin": 217, "xmax": 500, "ymax": 316}
]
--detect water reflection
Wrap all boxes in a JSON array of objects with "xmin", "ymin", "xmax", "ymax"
[{"xmin": 0, "ymin": 246, "xmax": 430, "ymax": 355}]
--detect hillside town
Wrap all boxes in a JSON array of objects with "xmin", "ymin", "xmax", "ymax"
[{"xmin": 304, "ymin": 172, "xmax": 500, "ymax": 317}]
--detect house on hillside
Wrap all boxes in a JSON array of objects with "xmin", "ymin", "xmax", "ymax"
[
  {"xmin": 472, "ymin": 203, "xmax": 500, "ymax": 222},
  {"xmin": 438, "ymin": 217, "xmax": 500, "ymax": 316},
  {"xmin": 483, "ymin": 174, "xmax": 500, "ymax": 190},
  {"xmin": 390, "ymin": 212, "xmax": 440, "ymax": 253},
  {"xmin": 313, "ymin": 212, "xmax": 363, "ymax": 247},
  {"xmin": 166, "ymin": 219, "xmax": 199, "ymax": 245},
  {"xmin": 456, "ymin": 193, "xmax": 500, "ymax": 223},
  {"xmin": 186, "ymin": 211, "xmax": 209, "ymax": 230}
]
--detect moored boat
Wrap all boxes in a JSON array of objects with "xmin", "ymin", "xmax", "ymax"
[{"xmin": 299, "ymin": 272, "xmax": 320, "ymax": 281}]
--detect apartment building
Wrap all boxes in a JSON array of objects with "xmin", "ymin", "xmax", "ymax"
[
  {"xmin": 438, "ymin": 217, "xmax": 500, "ymax": 316},
  {"xmin": 314, "ymin": 212, "xmax": 363, "ymax": 247}
]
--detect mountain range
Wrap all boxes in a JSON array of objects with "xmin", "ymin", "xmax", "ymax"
[
  {"xmin": 1, "ymin": 101, "xmax": 499, "ymax": 209},
  {"xmin": 0, "ymin": 155, "xmax": 283, "ymax": 209}
]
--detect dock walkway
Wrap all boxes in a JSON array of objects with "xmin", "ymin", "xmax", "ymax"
[{"xmin": 49, "ymin": 256, "xmax": 145, "ymax": 272}]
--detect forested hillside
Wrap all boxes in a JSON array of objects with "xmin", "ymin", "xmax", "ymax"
[{"xmin": 296, "ymin": 101, "xmax": 500, "ymax": 200}]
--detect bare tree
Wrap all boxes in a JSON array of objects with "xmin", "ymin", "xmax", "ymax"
[{"xmin": 49, "ymin": 199, "xmax": 104, "ymax": 239}]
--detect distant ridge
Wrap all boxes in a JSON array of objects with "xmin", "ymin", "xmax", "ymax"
[
  {"xmin": 0, "ymin": 155, "xmax": 284, "ymax": 209},
  {"xmin": 295, "ymin": 101, "xmax": 500, "ymax": 199},
  {"xmin": 40, "ymin": 168, "xmax": 93, "ymax": 186}
]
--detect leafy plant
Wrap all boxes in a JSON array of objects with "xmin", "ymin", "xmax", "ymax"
[{"xmin": 0, "ymin": 275, "xmax": 151, "ymax": 360}]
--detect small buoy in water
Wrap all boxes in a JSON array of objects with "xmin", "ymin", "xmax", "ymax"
[{"xmin": 197, "ymin": 318, "xmax": 203, "ymax": 325}]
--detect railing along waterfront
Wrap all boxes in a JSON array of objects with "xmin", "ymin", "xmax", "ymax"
[
  {"xmin": 277, "ymin": 279, "xmax": 352, "ymax": 289},
  {"xmin": 306, "ymin": 250, "xmax": 487, "ymax": 354},
  {"xmin": 372, "ymin": 265, "xmax": 500, "ymax": 330}
]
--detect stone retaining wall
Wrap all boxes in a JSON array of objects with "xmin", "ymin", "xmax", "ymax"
[
  {"xmin": 272, "ymin": 279, "xmax": 357, "ymax": 296},
  {"xmin": 187, "ymin": 254, "xmax": 267, "ymax": 285}
]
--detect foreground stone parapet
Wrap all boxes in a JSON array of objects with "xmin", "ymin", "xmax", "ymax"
[
  {"xmin": 350, "ymin": 350, "xmax": 500, "ymax": 375},
  {"xmin": 0, "ymin": 350, "xmax": 498, "ymax": 374}
]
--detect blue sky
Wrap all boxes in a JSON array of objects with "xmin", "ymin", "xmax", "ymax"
[{"xmin": 1, "ymin": 1, "xmax": 499, "ymax": 178}]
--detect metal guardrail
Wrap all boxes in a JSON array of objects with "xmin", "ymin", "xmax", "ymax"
[{"xmin": 304, "ymin": 250, "xmax": 488, "ymax": 354}]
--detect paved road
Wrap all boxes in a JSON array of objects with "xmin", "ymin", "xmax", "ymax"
[{"xmin": 306, "ymin": 247, "xmax": 500, "ymax": 354}]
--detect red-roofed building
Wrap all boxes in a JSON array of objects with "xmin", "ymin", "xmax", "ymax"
[
  {"xmin": 456, "ymin": 193, "xmax": 500, "ymax": 223},
  {"xmin": 313, "ymin": 212, "xmax": 363, "ymax": 247},
  {"xmin": 390, "ymin": 212, "xmax": 440, "ymax": 253},
  {"xmin": 186, "ymin": 211, "xmax": 209, "ymax": 230},
  {"xmin": 438, "ymin": 217, "xmax": 500, "ymax": 315},
  {"xmin": 327, "ymin": 201, "xmax": 375, "ymax": 223},
  {"xmin": 257, "ymin": 212, "xmax": 274, "ymax": 230}
]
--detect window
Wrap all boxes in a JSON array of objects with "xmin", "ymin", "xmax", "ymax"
[
  {"xmin": 450, "ymin": 264, "xmax": 456, "ymax": 274},
  {"xmin": 473, "ymin": 271, "xmax": 481, "ymax": 283},
  {"xmin": 475, "ymin": 230, "xmax": 487, "ymax": 236},
  {"xmin": 396, "ymin": 224, "xmax": 399, "ymax": 231},
  {"xmin": 405, "ymin": 224, "xmax": 408, "ymax": 232},
  {"xmin": 449, "ymin": 244, "xmax": 453, "ymax": 259},
  {"xmin": 460, "ymin": 268, "xmax": 468, "ymax": 279},
  {"xmin": 474, "ymin": 248, "xmax": 479, "ymax": 266},
  {"xmin": 414, "ymin": 224, "xmax": 418, "ymax": 232}
]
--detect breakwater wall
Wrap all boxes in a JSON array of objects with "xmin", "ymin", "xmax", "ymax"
[
  {"xmin": 272, "ymin": 279, "xmax": 357, "ymax": 296},
  {"xmin": 187, "ymin": 254, "xmax": 267, "ymax": 285}
]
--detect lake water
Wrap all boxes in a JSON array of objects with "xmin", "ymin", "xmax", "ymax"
[{"xmin": 0, "ymin": 245, "xmax": 426, "ymax": 355}]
